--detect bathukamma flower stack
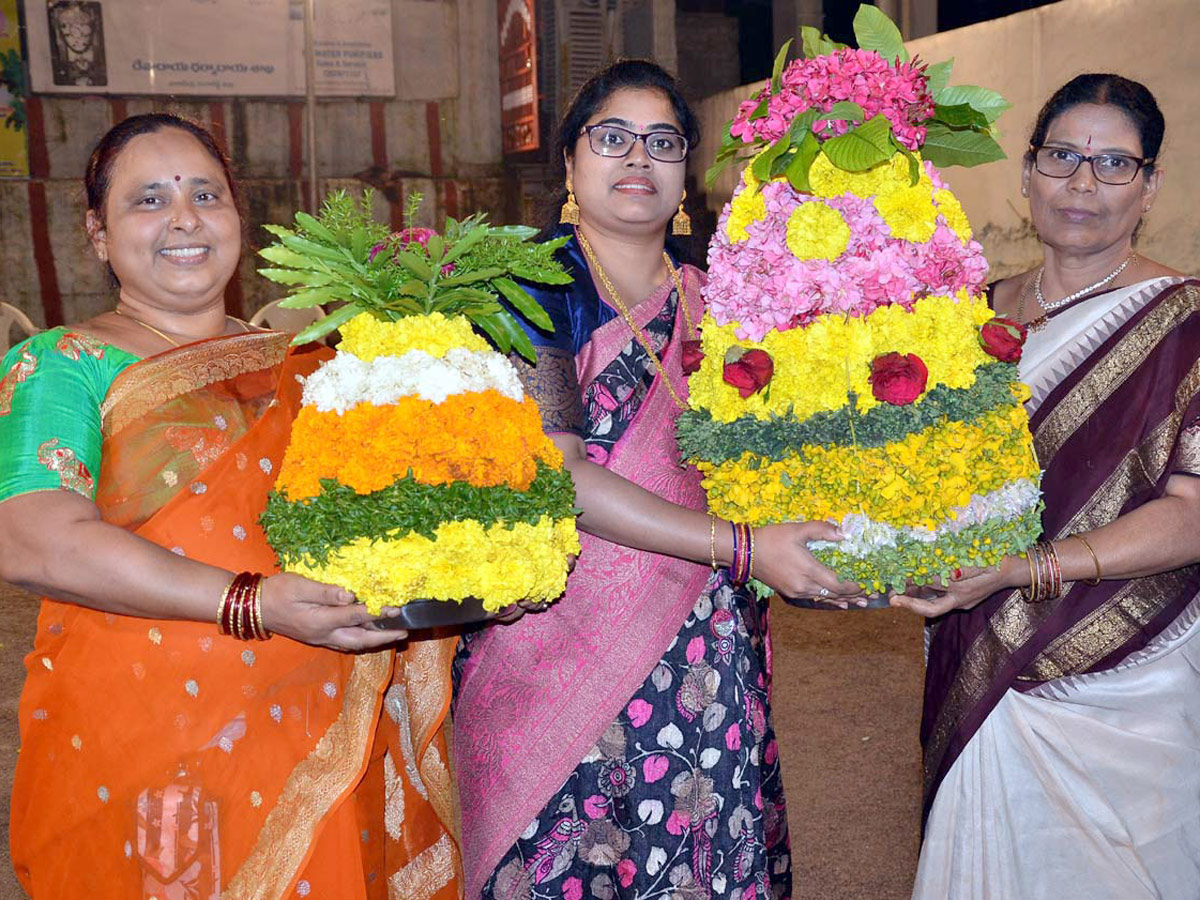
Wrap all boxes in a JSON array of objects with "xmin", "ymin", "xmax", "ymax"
[
  {"xmin": 258, "ymin": 191, "xmax": 579, "ymax": 613},
  {"xmin": 677, "ymin": 7, "xmax": 1042, "ymax": 592}
]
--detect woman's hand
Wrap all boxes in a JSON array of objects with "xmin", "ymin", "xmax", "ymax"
[
  {"xmin": 890, "ymin": 555, "xmax": 1026, "ymax": 618},
  {"xmin": 753, "ymin": 521, "xmax": 864, "ymax": 606},
  {"xmin": 259, "ymin": 573, "xmax": 409, "ymax": 651}
]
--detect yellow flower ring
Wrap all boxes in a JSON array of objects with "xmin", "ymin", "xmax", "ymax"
[
  {"xmin": 873, "ymin": 181, "xmax": 939, "ymax": 243},
  {"xmin": 725, "ymin": 183, "xmax": 768, "ymax": 244},
  {"xmin": 934, "ymin": 188, "xmax": 973, "ymax": 242},
  {"xmin": 291, "ymin": 516, "xmax": 581, "ymax": 614},
  {"xmin": 276, "ymin": 390, "xmax": 562, "ymax": 500},
  {"xmin": 697, "ymin": 403, "xmax": 1039, "ymax": 529},
  {"xmin": 785, "ymin": 202, "xmax": 852, "ymax": 261},
  {"xmin": 339, "ymin": 311, "xmax": 489, "ymax": 361},
  {"xmin": 687, "ymin": 292, "xmax": 993, "ymax": 424}
]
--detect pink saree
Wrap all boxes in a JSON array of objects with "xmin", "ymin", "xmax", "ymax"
[{"xmin": 451, "ymin": 263, "xmax": 712, "ymax": 899}]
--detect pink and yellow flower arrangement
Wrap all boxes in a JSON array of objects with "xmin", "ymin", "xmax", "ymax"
[{"xmin": 678, "ymin": 7, "xmax": 1042, "ymax": 592}]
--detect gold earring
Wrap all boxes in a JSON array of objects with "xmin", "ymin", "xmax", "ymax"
[
  {"xmin": 560, "ymin": 179, "xmax": 580, "ymax": 225},
  {"xmin": 672, "ymin": 189, "xmax": 692, "ymax": 236}
]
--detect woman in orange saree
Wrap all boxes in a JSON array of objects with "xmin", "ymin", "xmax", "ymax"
[{"xmin": 0, "ymin": 113, "xmax": 461, "ymax": 899}]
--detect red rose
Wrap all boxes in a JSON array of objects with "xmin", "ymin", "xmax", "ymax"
[
  {"xmin": 722, "ymin": 347, "xmax": 774, "ymax": 399},
  {"xmin": 681, "ymin": 340, "xmax": 705, "ymax": 376},
  {"xmin": 869, "ymin": 352, "xmax": 928, "ymax": 406},
  {"xmin": 979, "ymin": 317, "xmax": 1028, "ymax": 362}
]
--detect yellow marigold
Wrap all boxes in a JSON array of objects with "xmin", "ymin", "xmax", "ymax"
[
  {"xmin": 873, "ymin": 181, "xmax": 938, "ymax": 242},
  {"xmin": 699, "ymin": 404, "xmax": 1039, "ymax": 529},
  {"xmin": 934, "ymin": 188, "xmax": 973, "ymax": 242},
  {"xmin": 276, "ymin": 390, "xmax": 562, "ymax": 499},
  {"xmin": 808, "ymin": 151, "xmax": 917, "ymax": 199},
  {"xmin": 290, "ymin": 516, "xmax": 581, "ymax": 614},
  {"xmin": 725, "ymin": 184, "xmax": 768, "ymax": 244},
  {"xmin": 339, "ymin": 311, "xmax": 489, "ymax": 362},
  {"xmin": 688, "ymin": 293, "xmax": 994, "ymax": 423},
  {"xmin": 785, "ymin": 202, "xmax": 851, "ymax": 261}
]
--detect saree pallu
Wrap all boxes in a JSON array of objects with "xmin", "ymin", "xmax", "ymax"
[
  {"xmin": 914, "ymin": 278, "xmax": 1200, "ymax": 898},
  {"xmin": 452, "ymin": 266, "xmax": 714, "ymax": 900},
  {"xmin": 9, "ymin": 332, "xmax": 461, "ymax": 900}
]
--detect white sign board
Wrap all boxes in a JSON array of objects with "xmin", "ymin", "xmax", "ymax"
[{"xmin": 25, "ymin": 0, "xmax": 394, "ymax": 96}]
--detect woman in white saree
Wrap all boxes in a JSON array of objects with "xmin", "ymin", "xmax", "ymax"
[{"xmin": 900, "ymin": 74, "xmax": 1200, "ymax": 900}]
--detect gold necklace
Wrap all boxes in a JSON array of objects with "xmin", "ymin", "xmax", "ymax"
[
  {"xmin": 113, "ymin": 307, "xmax": 182, "ymax": 347},
  {"xmin": 576, "ymin": 230, "xmax": 695, "ymax": 410}
]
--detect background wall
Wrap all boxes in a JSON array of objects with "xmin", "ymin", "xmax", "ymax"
[
  {"xmin": 0, "ymin": 0, "xmax": 503, "ymax": 328},
  {"xmin": 692, "ymin": 0, "xmax": 1200, "ymax": 279}
]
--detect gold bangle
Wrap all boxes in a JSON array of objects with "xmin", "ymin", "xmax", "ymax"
[
  {"xmin": 709, "ymin": 514, "xmax": 716, "ymax": 570},
  {"xmin": 1070, "ymin": 534, "xmax": 1103, "ymax": 585},
  {"xmin": 1021, "ymin": 547, "xmax": 1039, "ymax": 603},
  {"xmin": 747, "ymin": 526, "xmax": 755, "ymax": 582},
  {"xmin": 216, "ymin": 574, "xmax": 236, "ymax": 629}
]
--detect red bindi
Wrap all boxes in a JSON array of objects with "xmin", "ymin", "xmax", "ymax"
[{"xmin": 174, "ymin": 175, "xmax": 181, "ymax": 182}]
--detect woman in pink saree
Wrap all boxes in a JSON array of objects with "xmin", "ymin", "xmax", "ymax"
[{"xmin": 451, "ymin": 61, "xmax": 859, "ymax": 900}]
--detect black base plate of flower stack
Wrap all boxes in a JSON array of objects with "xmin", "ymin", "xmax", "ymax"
[
  {"xmin": 782, "ymin": 593, "xmax": 893, "ymax": 611},
  {"xmin": 371, "ymin": 596, "xmax": 500, "ymax": 631}
]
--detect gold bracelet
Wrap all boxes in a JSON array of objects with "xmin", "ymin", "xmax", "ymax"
[
  {"xmin": 215, "ymin": 574, "xmax": 236, "ymax": 628},
  {"xmin": 747, "ymin": 526, "xmax": 756, "ymax": 582},
  {"xmin": 1021, "ymin": 548, "xmax": 1039, "ymax": 603},
  {"xmin": 1070, "ymin": 534, "xmax": 1103, "ymax": 585},
  {"xmin": 709, "ymin": 515, "xmax": 719, "ymax": 571}
]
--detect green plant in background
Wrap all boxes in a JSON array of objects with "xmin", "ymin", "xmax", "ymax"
[{"xmin": 0, "ymin": 48, "xmax": 27, "ymax": 131}]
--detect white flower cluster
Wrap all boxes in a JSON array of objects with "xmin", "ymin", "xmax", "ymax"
[
  {"xmin": 300, "ymin": 348, "xmax": 524, "ymax": 414},
  {"xmin": 809, "ymin": 478, "xmax": 1042, "ymax": 556}
]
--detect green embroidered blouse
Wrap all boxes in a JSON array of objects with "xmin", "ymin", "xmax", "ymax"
[{"xmin": 0, "ymin": 328, "xmax": 139, "ymax": 503}]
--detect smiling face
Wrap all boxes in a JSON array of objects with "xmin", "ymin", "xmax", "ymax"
[
  {"xmin": 1023, "ymin": 102, "xmax": 1162, "ymax": 257},
  {"xmin": 86, "ymin": 128, "xmax": 241, "ymax": 314},
  {"xmin": 564, "ymin": 87, "xmax": 687, "ymax": 239}
]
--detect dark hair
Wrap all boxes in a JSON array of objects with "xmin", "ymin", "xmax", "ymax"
[
  {"xmin": 540, "ymin": 59, "xmax": 701, "ymax": 250},
  {"xmin": 85, "ymin": 113, "xmax": 238, "ymax": 220},
  {"xmin": 1025, "ymin": 74, "xmax": 1165, "ymax": 173}
]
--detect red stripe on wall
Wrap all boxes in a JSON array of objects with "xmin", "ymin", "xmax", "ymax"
[
  {"xmin": 287, "ymin": 102, "xmax": 307, "ymax": 209},
  {"xmin": 442, "ymin": 180, "xmax": 459, "ymax": 220},
  {"xmin": 27, "ymin": 183, "xmax": 64, "ymax": 327},
  {"xmin": 24, "ymin": 95, "xmax": 49, "ymax": 179},
  {"xmin": 425, "ymin": 101, "xmax": 444, "ymax": 179},
  {"xmin": 207, "ymin": 101, "xmax": 228, "ymax": 155},
  {"xmin": 389, "ymin": 179, "xmax": 404, "ymax": 232},
  {"xmin": 369, "ymin": 101, "xmax": 387, "ymax": 170},
  {"xmin": 109, "ymin": 98, "xmax": 129, "ymax": 125}
]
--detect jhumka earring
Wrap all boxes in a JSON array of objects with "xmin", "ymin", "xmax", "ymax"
[
  {"xmin": 672, "ymin": 189, "xmax": 692, "ymax": 236},
  {"xmin": 560, "ymin": 179, "xmax": 580, "ymax": 225}
]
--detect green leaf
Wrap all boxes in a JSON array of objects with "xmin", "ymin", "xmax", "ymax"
[
  {"xmin": 426, "ymin": 234, "xmax": 445, "ymax": 262},
  {"xmin": 706, "ymin": 136, "xmax": 749, "ymax": 188},
  {"xmin": 442, "ymin": 226, "xmax": 488, "ymax": 264},
  {"xmin": 494, "ymin": 276, "xmax": 553, "ymax": 331},
  {"xmin": 785, "ymin": 132, "xmax": 822, "ymax": 193},
  {"xmin": 823, "ymin": 101, "xmax": 866, "ymax": 123},
  {"xmin": 800, "ymin": 25, "xmax": 845, "ymax": 59},
  {"xmin": 437, "ymin": 266, "xmax": 505, "ymax": 286},
  {"xmin": 487, "ymin": 224, "xmax": 538, "ymax": 240},
  {"xmin": 921, "ymin": 120, "xmax": 1007, "ymax": 168},
  {"xmin": 934, "ymin": 102, "xmax": 991, "ymax": 130},
  {"xmin": 350, "ymin": 225, "xmax": 369, "ymax": 262},
  {"xmin": 820, "ymin": 114, "xmax": 894, "ymax": 172},
  {"xmin": 853, "ymin": 4, "xmax": 908, "ymax": 62},
  {"xmin": 257, "ymin": 267, "xmax": 334, "ymax": 287},
  {"xmin": 924, "ymin": 58, "xmax": 954, "ymax": 99},
  {"xmin": 293, "ymin": 211, "xmax": 338, "ymax": 245},
  {"xmin": 747, "ymin": 97, "xmax": 770, "ymax": 121},
  {"xmin": 770, "ymin": 39, "xmax": 793, "ymax": 92},
  {"xmin": 470, "ymin": 311, "xmax": 510, "ymax": 354},
  {"xmin": 937, "ymin": 84, "xmax": 1010, "ymax": 123},
  {"xmin": 395, "ymin": 249, "xmax": 433, "ymax": 280},
  {"xmin": 290, "ymin": 302, "xmax": 362, "ymax": 345},
  {"xmin": 276, "ymin": 286, "xmax": 345, "ymax": 309},
  {"xmin": 752, "ymin": 136, "xmax": 791, "ymax": 182},
  {"xmin": 893, "ymin": 139, "xmax": 922, "ymax": 185},
  {"xmin": 257, "ymin": 245, "xmax": 313, "ymax": 268},
  {"xmin": 275, "ymin": 232, "xmax": 349, "ymax": 263}
]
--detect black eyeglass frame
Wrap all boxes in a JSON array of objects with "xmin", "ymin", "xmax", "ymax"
[
  {"xmin": 579, "ymin": 124, "xmax": 690, "ymax": 163},
  {"xmin": 1029, "ymin": 144, "xmax": 1154, "ymax": 186}
]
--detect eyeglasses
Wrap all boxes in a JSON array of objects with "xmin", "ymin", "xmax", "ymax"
[
  {"xmin": 1031, "ymin": 145, "xmax": 1153, "ymax": 185},
  {"xmin": 581, "ymin": 124, "xmax": 689, "ymax": 163}
]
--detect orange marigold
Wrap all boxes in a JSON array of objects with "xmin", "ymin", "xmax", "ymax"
[{"xmin": 276, "ymin": 390, "xmax": 563, "ymax": 500}]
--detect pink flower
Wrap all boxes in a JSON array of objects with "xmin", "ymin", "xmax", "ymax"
[
  {"xmin": 617, "ymin": 860, "xmax": 637, "ymax": 888},
  {"xmin": 666, "ymin": 810, "xmax": 691, "ymax": 835},
  {"xmin": 725, "ymin": 723, "xmax": 742, "ymax": 751},
  {"xmin": 583, "ymin": 795, "xmax": 608, "ymax": 819},
  {"xmin": 642, "ymin": 755, "xmax": 669, "ymax": 784},
  {"xmin": 764, "ymin": 739, "xmax": 778, "ymax": 765},
  {"xmin": 685, "ymin": 635, "xmax": 706, "ymax": 664},
  {"xmin": 627, "ymin": 698, "xmax": 653, "ymax": 728},
  {"xmin": 563, "ymin": 877, "xmax": 583, "ymax": 900}
]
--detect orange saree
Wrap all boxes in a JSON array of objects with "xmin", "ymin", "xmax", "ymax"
[{"xmin": 9, "ymin": 332, "xmax": 461, "ymax": 899}]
